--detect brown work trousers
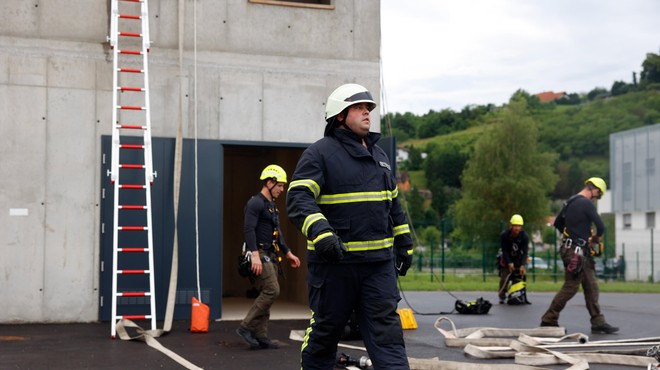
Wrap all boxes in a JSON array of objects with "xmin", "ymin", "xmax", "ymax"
[
  {"xmin": 241, "ymin": 258, "xmax": 280, "ymax": 338},
  {"xmin": 541, "ymin": 247, "xmax": 605, "ymax": 326}
]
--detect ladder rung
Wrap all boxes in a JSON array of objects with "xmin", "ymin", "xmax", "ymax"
[
  {"xmin": 118, "ymin": 14, "xmax": 141, "ymax": 20},
  {"xmin": 118, "ymin": 247, "xmax": 149, "ymax": 252},
  {"xmin": 119, "ymin": 205, "xmax": 147, "ymax": 210},
  {"xmin": 118, "ymin": 184, "xmax": 146, "ymax": 189},
  {"xmin": 119, "ymin": 49, "xmax": 143, "ymax": 55},
  {"xmin": 118, "ymin": 105, "xmax": 145, "ymax": 110},
  {"xmin": 117, "ymin": 292, "xmax": 150, "ymax": 297},
  {"xmin": 118, "ymin": 32, "xmax": 142, "ymax": 38},
  {"xmin": 119, "ymin": 86, "xmax": 144, "ymax": 92},
  {"xmin": 119, "ymin": 164, "xmax": 145, "ymax": 169},
  {"xmin": 119, "ymin": 144, "xmax": 144, "ymax": 149},
  {"xmin": 117, "ymin": 124, "xmax": 146, "ymax": 130},
  {"xmin": 118, "ymin": 68, "xmax": 144, "ymax": 73},
  {"xmin": 118, "ymin": 270, "xmax": 150, "ymax": 274},
  {"xmin": 118, "ymin": 226, "xmax": 148, "ymax": 231},
  {"xmin": 118, "ymin": 315, "xmax": 152, "ymax": 320}
]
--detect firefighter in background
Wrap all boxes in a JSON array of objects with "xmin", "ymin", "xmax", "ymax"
[
  {"xmin": 497, "ymin": 214, "xmax": 529, "ymax": 304},
  {"xmin": 540, "ymin": 177, "xmax": 618, "ymax": 334},
  {"xmin": 287, "ymin": 83, "xmax": 413, "ymax": 370},
  {"xmin": 236, "ymin": 165, "xmax": 301, "ymax": 349}
]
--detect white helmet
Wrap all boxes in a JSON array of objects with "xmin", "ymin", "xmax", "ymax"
[{"xmin": 324, "ymin": 83, "xmax": 376, "ymax": 135}]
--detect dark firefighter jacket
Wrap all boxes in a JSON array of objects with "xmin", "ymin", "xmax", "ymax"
[
  {"xmin": 244, "ymin": 193, "xmax": 290, "ymax": 254},
  {"xmin": 286, "ymin": 128, "xmax": 412, "ymax": 264},
  {"xmin": 499, "ymin": 229, "xmax": 529, "ymax": 267}
]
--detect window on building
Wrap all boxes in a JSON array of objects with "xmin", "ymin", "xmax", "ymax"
[
  {"xmin": 647, "ymin": 212, "xmax": 656, "ymax": 229},
  {"xmin": 623, "ymin": 213, "xmax": 632, "ymax": 229},
  {"xmin": 622, "ymin": 162, "xmax": 632, "ymax": 202},
  {"xmin": 249, "ymin": 0, "xmax": 333, "ymax": 9},
  {"xmin": 647, "ymin": 158, "xmax": 656, "ymax": 176}
]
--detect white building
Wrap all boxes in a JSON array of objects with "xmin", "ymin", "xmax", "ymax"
[{"xmin": 609, "ymin": 123, "xmax": 660, "ymax": 282}]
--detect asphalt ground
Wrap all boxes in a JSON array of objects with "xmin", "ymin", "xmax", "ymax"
[{"xmin": 1, "ymin": 289, "xmax": 658, "ymax": 369}]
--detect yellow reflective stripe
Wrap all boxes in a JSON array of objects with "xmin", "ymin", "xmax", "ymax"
[
  {"xmin": 406, "ymin": 248, "xmax": 414, "ymax": 255},
  {"xmin": 312, "ymin": 231, "xmax": 334, "ymax": 244},
  {"xmin": 393, "ymin": 224, "xmax": 410, "ymax": 236},
  {"xmin": 301, "ymin": 314, "xmax": 315, "ymax": 353},
  {"xmin": 289, "ymin": 179, "xmax": 320, "ymax": 199},
  {"xmin": 307, "ymin": 237, "xmax": 394, "ymax": 252},
  {"xmin": 317, "ymin": 190, "xmax": 394, "ymax": 205},
  {"xmin": 302, "ymin": 213, "xmax": 326, "ymax": 236},
  {"xmin": 392, "ymin": 186, "xmax": 399, "ymax": 198}
]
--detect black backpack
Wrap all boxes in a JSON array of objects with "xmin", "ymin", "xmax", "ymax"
[
  {"xmin": 553, "ymin": 195, "xmax": 580, "ymax": 232},
  {"xmin": 455, "ymin": 297, "xmax": 492, "ymax": 315}
]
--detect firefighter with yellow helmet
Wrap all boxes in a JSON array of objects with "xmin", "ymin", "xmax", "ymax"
[
  {"xmin": 497, "ymin": 214, "xmax": 530, "ymax": 304},
  {"xmin": 541, "ymin": 177, "xmax": 619, "ymax": 334},
  {"xmin": 287, "ymin": 83, "xmax": 413, "ymax": 369},
  {"xmin": 236, "ymin": 164, "xmax": 301, "ymax": 349}
]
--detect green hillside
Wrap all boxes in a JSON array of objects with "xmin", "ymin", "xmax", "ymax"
[{"xmin": 386, "ymin": 51, "xmax": 660, "ymax": 248}]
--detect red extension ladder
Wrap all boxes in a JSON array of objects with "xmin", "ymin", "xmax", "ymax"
[{"xmin": 107, "ymin": 0, "xmax": 156, "ymax": 338}]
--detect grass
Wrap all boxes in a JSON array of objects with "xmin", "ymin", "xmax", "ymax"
[{"xmin": 398, "ymin": 270, "xmax": 660, "ymax": 294}]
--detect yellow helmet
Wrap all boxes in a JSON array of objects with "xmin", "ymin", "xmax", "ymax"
[
  {"xmin": 585, "ymin": 177, "xmax": 606, "ymax": 195},
  {"xmin": 260, "ymin": 164, "xmax": 287, "ymax": 183},
  {"xmin": 510, "ymin": 214, "xmax": 524, "ymax": 226}
]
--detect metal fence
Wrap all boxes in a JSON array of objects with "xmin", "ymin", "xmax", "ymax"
[{"xmin": 408, "ymin": 219, "xmax": 645, "ymax": 283}]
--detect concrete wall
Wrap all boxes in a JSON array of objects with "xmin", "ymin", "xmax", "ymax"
[{"xmin": 0, "ymin": 0, "xmax": 381, "ymax": 322}]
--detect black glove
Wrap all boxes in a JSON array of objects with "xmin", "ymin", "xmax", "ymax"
[
  {"xmin": 395, "ymin": 247, "xmax": 413, "ymax": 276},
  {"xmin": 313, "ymin": 232, "xmax": 346, "ymax": 263}
]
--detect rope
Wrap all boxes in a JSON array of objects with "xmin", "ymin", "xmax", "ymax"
[
  {"xmin": 193, "ymin": 0, "xmax": 201, "ymax": 302},
  {"xmin": 116, "ymin": 319, "xmax": 202, "ymax": 370}
]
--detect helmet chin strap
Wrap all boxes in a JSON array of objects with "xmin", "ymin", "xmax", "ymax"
[{"xmin": 266, "ymin": 180, "xmax": 277, "ymax": 200}]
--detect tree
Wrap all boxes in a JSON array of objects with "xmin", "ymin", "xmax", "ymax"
[
  {"xmin": 640, "ymin": 52, "xmax": 660, "ymax": 86},
  {"xmin": 587, "ymin": 87, "xmax": 609, "ymax": 101},
  {"xmin": 383, "ymin": 112, "xmax": 418, "ymax": 140},
  {"xmin": 452, "ymin": 98, "xmax": 558, "ymax": 245},
  {"xmin": 611, "ymin": 81, "xmax": 631, "ymax": 96},
  {"xmin": 424, "ymin": 142, "xmax": 468, "ymax": 188},
  {"xmin": 405, "ymin": 186, "xmax": 425, "ymax": 226},
  {"xmin": 555, "ymin": 93, "xmax": 581, "ymax": 105},
  {"xmin": 510, "ymin": 89, "xmax": 541, "ymax": 110},
  {"xmin": 407, "ymin": 145, "xmax": 424, "ymax": 171},
  {"xmin": 417, "ymin": 109, "xmax": 463, "ymax": 138}
]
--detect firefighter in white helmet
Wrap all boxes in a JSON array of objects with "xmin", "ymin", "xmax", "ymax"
[{"xmin": 287, "ymin": 84, "xmax": 413, "ymax": 369}]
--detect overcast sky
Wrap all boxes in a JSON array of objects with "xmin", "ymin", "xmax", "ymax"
[{"xmin": 380, "ymin": 0, "xmax": 660, "ymax": 115}]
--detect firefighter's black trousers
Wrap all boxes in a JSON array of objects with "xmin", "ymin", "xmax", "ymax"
[{"xmin": 300, "ymin": 260, "xmax": 408, "ymax": 370}]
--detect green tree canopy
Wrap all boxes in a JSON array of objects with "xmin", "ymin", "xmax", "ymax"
[
  {"xmin": 452, "ymin": 98, "xmax": 558, "ymax": 244},
  {"xmin": 640, "ymin": 52, "xmax": 660, "ymax": 86}
]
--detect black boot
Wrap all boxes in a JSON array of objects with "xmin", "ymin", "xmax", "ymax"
[
  {"xmin": 591, "ymin": 322, "xmax": 619, "ymax": 334},
  {"xmin": 256, "ymin": 337, "xmax": 280, "ymax": 349},
  {"xmin": 236, "ymin": 326, "xmax": 260, "ymax": 348}
]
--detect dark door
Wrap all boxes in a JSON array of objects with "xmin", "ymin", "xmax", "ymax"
[{"xmin": 100, "ymin": 136, "xmax": 222, "ymax": 321}]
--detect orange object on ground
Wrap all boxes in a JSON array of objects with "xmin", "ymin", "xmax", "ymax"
[{"xmin": 190, "ymin": 296, "xmax": 210, "ymax": 333}]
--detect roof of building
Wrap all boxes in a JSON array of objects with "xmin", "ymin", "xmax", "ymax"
[{"xmin": 535, "ymin": 91, "xmax": 567, "ymax": 102}]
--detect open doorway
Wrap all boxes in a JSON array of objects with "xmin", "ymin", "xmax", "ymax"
[{"xmin": 221, "ymin": 144, "xmax": 309, "ymax": 318}]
